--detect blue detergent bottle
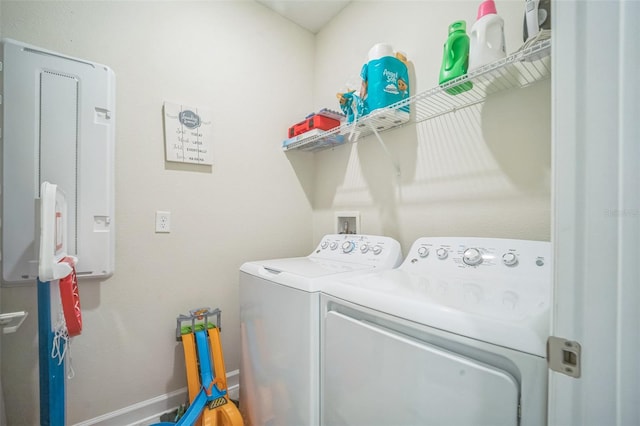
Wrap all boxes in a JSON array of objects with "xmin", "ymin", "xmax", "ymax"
[
  {"xmin": 360, "ymin": 43, "xmax": 410, "ymax": 115},
  {"xmin": 439, "ymin": 21, "xmax": 473, "ymax": 95}
]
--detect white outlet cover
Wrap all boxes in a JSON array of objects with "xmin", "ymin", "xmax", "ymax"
[{"xmin": 155, "ymin": 211, "xmax": 171, "ymax": 233}]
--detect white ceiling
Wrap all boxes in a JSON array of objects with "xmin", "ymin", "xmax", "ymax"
[{"xmin": 256, "ymin": 0, "xmax": 351, "ymax": 34}]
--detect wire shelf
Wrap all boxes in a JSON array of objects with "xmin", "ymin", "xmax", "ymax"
[{"xmin": 283, "ymin": 38, "xmax": 551, "ymax": 152}]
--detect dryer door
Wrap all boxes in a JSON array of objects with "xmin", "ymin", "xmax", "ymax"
[{"xmin": 323, "ymin": 311, "xmax": 520, "ymax": 426}]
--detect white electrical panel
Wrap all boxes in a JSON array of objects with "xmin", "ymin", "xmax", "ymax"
[{"xmin": 1, "ymin": 39, "xmax": 116, "ymax": 284}]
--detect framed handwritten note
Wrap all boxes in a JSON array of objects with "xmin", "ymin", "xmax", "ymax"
[{"xmin": 163, "ymin": 102, "xmax": 213, "ymax": 165}]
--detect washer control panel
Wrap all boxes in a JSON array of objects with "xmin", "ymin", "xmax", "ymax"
[{"xmin": 312, "ymin": 234, "xmax": 403, "ymax": 269}]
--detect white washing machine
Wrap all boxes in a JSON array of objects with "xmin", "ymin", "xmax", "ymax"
[
  {"xmin": 239, "ymin": 234, "xmax": 403, "ymax": 426},
  {"xmin": 320, "ymin": 237, "xmax": 552, "ymax": 426}
]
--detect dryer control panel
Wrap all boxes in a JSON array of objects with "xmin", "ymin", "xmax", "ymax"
[
  {"xmin": 402, "ymin": 237, "xmax": 551, "ymax": 280},
  {"xmin": 321, "ymin": 236, "xmax": 553, "ymax": 356},
  {"xmin": 398, "ymin": 237, "xmax": 552, "ymax": 329},
  {"xmin": 311, "ymin": 234, "xmax": 403, "ymax": 269}
]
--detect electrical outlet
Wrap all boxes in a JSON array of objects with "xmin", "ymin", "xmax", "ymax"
[{"xmin": 155, "ymin": 211, "xmax": 171, "ymax": 233}]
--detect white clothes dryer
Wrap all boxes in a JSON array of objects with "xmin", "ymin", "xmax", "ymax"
[
  {"xmin": 320, "ymin": 237, "xmax": 552, "ymax": 426},
  {"xmin": 239, "ymin": 234, "xmax": 403, "ymax": 426}
]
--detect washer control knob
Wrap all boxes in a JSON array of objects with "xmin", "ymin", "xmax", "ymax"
[
  {"xmin": 436, "ymin": 248, "xmax": 448, "ymax": 260},
  {"xmin": 342, "ymin": 241, "xmax": 355, "ymax": 253},
  {"xmin": 330, "ymin": 242, "xmax": 338, "ymax": 250},
  {"xmin": 502, "ymin": 252, "xmax": 518, "ymax": 266},
  {"xmin": 463, "ymin": 248, "xmax": 483, "ymax": 266},
  {"xmin": 417, "ymin": 247, "xmax": 430, "ymax": 258},
  {"xmin": 360, "ymin": 244, "xmax": 370, "ymax": 254},
  {"xmin": 321, "ymin": 241, "xmax": 329, "ymax": 249},
  {"xmin": 372, "ymin": 245, "xmax": 383, "ymax": 255}
]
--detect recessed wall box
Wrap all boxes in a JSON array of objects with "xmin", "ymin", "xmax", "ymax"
[
  {"xmin": 1, "ymin": 39, "xmax": 116, "ymax": 284},
  {"xmin": 335, "ymin": 211, "xmax": 360, "ymax": 235}
]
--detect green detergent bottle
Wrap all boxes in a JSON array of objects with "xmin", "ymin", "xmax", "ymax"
[{"xmin": 438, "ymin": 20, "xmax": 473, "ymax": 95}]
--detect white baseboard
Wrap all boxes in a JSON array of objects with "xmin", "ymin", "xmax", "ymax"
[{"xmin": 72, "ymin": 370, "xmax": 240, "ymax": 426}]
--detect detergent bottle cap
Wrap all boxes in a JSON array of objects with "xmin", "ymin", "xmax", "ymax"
[
  {"xmin": 368, "ymin": 43, "xmax": 394, "ymax": 61},
  {"xmin": 448, "ymin": 20, "xmax": 467, "ymax": 35},
  {"xmin": 477, "ymin": 0, "xmax": 498, "ymax": 19},
  {"xmin": 395, "ymin": 51, "xmax": 408, "ymax": 65}
]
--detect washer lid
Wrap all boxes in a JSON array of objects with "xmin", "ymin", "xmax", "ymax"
[
  {"xmin": 322, "ymin": 268, "xmax": 551, "ymax": 357},
  {"xmin": 240, "ymin": 257, "xmax": 374, "ymax": 292},
  {"xmin": 239, "ymin": 234, "xmax": 403, "ymax": 292}
]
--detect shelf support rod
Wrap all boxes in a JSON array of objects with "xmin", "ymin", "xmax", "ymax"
[{"xmin": 368, "ymin": 123, "xmax": 400, "ymax": 177}]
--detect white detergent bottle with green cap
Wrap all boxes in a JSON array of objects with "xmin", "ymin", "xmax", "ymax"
[{"xmin": 468, "ymin": 0, "xmax": 506, "ymax": 71}]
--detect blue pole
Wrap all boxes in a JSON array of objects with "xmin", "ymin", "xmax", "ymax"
[{"xmin": 38, "ymin": 279, "xmax": 65, "ymax": 426}]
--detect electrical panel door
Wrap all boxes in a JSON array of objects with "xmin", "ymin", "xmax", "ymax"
[{"xmin": 1, "ymin": 39, "xmax": 116, "ymax": 284}]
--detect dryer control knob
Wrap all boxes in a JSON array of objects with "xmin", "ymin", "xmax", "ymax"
[
  {"xmin": 436, "ymin": 248, "xmax": 448, "ymax": 260},
  {"xmin": 372, "ymin": 245, "xmax": 383, "ymax": 255},
  {"xmin": 321, "ymin": 241, "xmax": 329, "ymax": 249},
  {"xmin": 342, "ymin": 241, "xmax": 355, "ymax": 253},
  {"xmin": 330, "ymin": 242, "xmax": 338, "ymax": 250},
  {"xmin": 463, "ymin": 248, "xmax": 483, "ymax": 266},
  {"xmin": 360, "ymin": 244, "xmax": 370, "ymax": 254},
  {"xmin": 502, "ymin": 252, "xmax": 518, "ymax": 266},
  {"xmin": 417, "ymin": 247, "xmax": 430, "ymax": 258}
]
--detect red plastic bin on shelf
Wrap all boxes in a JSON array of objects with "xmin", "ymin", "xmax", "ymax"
[{"xmin": 288, "ymin": 114, "xmax": 340, "ymax": 138}]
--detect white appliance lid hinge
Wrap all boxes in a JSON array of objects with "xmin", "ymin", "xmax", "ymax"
[{"xmin": 547, "ymin": 336, "xmax": 582, "ymax": 378}]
